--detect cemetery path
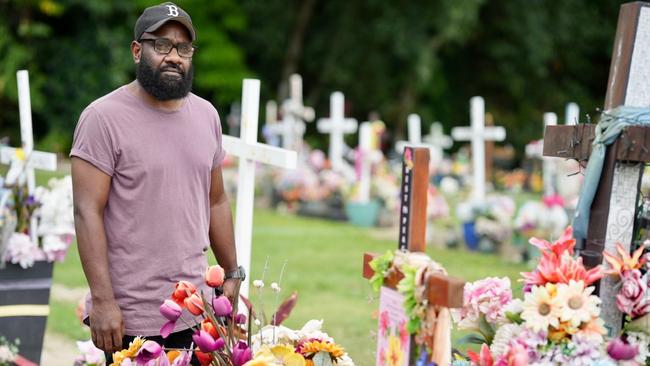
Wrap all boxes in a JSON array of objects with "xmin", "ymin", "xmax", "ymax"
[{"xmin": 42, "ymin": 332, "xmax": 78, "ymax": 366}]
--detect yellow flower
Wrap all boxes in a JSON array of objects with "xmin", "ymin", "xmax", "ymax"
[
  {"xmin": 384, "ymin": 335, "xmax": 404, "ymax": 366},
  {"xmin": 123, "ymin": 337, "xmax": 145, "ymax": 358},
  {"xmin": 299, "ymin": 340, "xmax": 345, "ymax": 359}
]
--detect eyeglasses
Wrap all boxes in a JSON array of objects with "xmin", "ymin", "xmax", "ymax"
[{"xmin": 139, "ymin": 37, "xmax": 195, "ymax": 58}]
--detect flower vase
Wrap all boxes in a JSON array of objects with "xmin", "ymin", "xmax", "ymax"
[
  {"xmin": 345, "ymin": 199, "xmax": 381, "ymax": 227},
  {"xmin": 0, "ymin": 260, "xmax": 54, "ymax": 364},
  {"xmin": 462, "ymin": 221, "xmax": 479, "ymax": 251}
]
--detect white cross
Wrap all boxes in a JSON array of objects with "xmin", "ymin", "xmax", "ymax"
[
  {"xmin": 262, "ymin": 100, "xmax": 281, "ymax": 147},
  {"xmin": 276, "ymin": 74, "xmax": 315, "ymax": 151},
  {"xmin": 357, "ymin": 122, "xmax": 383, "ymax": 203},
  {"xmin": 316, "ymin": 92, "xmax": 357, "ymax": 181},
  {"xmin": 221, "ymin": 79, "xmax": 298, "ymax": 296},
  {"xmin": 0, "ymin": 70, "xmax": 57, "ymax": 244},
  {"xmin": 565, "ymin": 102, "xmax": 579, "ymax": 125},
  {"xmin": 542, "ymin": 112, "xmax": 558, "ymax": 196},
  {"xmin": 451, "ymin": 96, "xmax": 505, "ymax": 203},
  {"xmin": 395, "ymin": 114, "xmax": 423, "ymax": 152},
  {"xmin": 423, "ymin": 122, "xmax": 453, "ymax": 165}
]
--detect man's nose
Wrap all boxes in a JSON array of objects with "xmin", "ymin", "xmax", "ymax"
[{"xmin": 164, "ymin": 46, "xmax": 182, "ymax": 64}]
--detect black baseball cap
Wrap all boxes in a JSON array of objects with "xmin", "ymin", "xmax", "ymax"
[{"xmin": 134, "ymin": 2, "xmax": 196, "ymax": 41}]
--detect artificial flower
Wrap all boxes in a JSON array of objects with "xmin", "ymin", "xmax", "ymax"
[
  {"xmin": 503, "ymin": 342, "xmax": 528, "ymax": 366},
  {"xmin": 134, "ymin": 340, "xmax": 162, "ymax": 364},
  {"xmin": 271, "ymin": 282, "xmax": 281, "ymax": 292},
  {"xmin": 232, "ymin": 341, "xmax": 253, "ymax": 366},
  {"xmin": 521, "ymin": 284, "xmax": 561, "ymax": 332},
  {"xmin": 521, "ymin": 251, "xmax": 603, "ymax": 287},
  {"xmin": 529, "ymin": 226, "xmax": 575, "ymax": 257},
  {"xmin": 160, "ymin": 299, "xmax": 183, "ymax": 338},
  {"xmin": 212, "ymin": 295, "xmax": 233, "ymax": 317},
  {"xmin": 192, "ymin": 330, "xmax": 223, "ymax": 353},
  {"xmin": 467, "ymin": 344, "xmax": 493, "ymax": 366},
  {"xmin": 616, "ymin": 269, "xmax": 650, "ymax": 317},
  {"xmin": 75, "ymin": 339, "xmax": 105, "ymax": 365},
  {"xmin": 184, "ymin": 292, "xmax": 204, "ymax": 316},
  {"xmin": 205, "ymin": 265, "xmax": 225, "ymax": 287},
  {"xmin": 169, "ymin": 350, "xmax": 191, "ymax": 366},
  {"xmin": 606, "ymin": 336, "xmax": 638, "ymax": 361},
  {"xmin": 603, "ymin": 243, "xmax": 646, "ymax": 276},
  {"xmin": 200, "ymin": 318, "xmax": 220, "ymax": 339},
  {"xmin": 194, "ymin": 349, "xmax": 212, "ymax": 366},
  {"xmin": 454, "ymin": 277, "xmax": 512, "ymax": 329},
  {"xmin": 555, "ymin": 280, "xmax": 600, "ymax": 327},
  {"xmin": 235, "ymin": 313, "xmax": 247, "ymax": 324},
  {"xmin": 171, "ymin": 281, "xmax": 196, "ymax": 307},
  {"xmin": 490, "ymin": 324, "xmax": 524, "ymax": 357},
  {"xmin": 383, "ymin": 335, "xmax": 404, "ymax": 366}
]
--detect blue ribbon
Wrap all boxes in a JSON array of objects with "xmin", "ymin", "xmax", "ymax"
[{"xmin": 573, "ymin": 106, "xmax": 650, "ymax": 239}]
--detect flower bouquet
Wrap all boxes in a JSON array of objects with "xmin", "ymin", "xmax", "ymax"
[
  {"xmin": 450, "ymin": 227, "xmax": 650, "ymax": 365},
  {"xmin": 0, "ymin": 336, "xmax": 19, "ymax": 366}
]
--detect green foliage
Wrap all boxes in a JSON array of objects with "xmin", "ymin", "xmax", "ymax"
[{"xmin": 368, "ymin": 250, "xmax": 394, "ymax": 292}]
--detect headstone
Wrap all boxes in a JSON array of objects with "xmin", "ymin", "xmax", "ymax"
[
  {"xmin": 221, "ymin": 79, "xmax": 298, "ymax": 296},
  {"xmin": 0, "ymin": 70, "xmax": 57, "ymax": 245},
  {"xmin": 451, "ymin": 97, "xmax": 506, "ymax": 203},
  {"xmin": 277, "ymin": 74, "xmax": 315, "ymax": 151},
  {"xmin": 316, "ymin": 92, "xmax": 357, "ymax": 180},
  {"xmin": 357, "ymin": 122, "xmax": 383, "ymax": 203},
  {"xmin": 543, "ymin": 1, "xmax": 650, "ymax": 335},
  {"xmin": 362, "ymin": 147, "xmax": 465, "ymax": 365}
]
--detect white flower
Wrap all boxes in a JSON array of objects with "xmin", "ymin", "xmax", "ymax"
[
  {"xmin": 254, "ymin": 319, "xmax": 262, "ymax": 326},
  {"xmin": 270, "ymin": 282, "xmax": 281, "ymax": 293},
  {"xmin": 0, "ymin": 345, "xmax": 16, "ymax": 362},
  {"xmin": 556, "ymin": 280, "xmax": 600, "ymax": 327},
  {"xmin": 5, "ymin": 233, "xmax": 40, "ymax": 269},
  {"xmin": 76, "ymin": 340, "xmax": 105, "ymax": 365},
  {"xmin": 521, "ymin": 284, "xmax": 562, "ymax": 332},
  {"xmin": 253, "ymin": 280, "xmax": 264, "ymax": 289},
  {"xmin": 504, "ymin": 298, "xmax": 524, "ymax": 315},
  {"xmin": 490, "ymin": 323, "xmax": 524, "ymax": 357}
]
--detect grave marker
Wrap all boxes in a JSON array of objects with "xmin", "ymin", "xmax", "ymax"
[
  {"xmin": 277, "ymin": 74, "xmax": 315, "ymax": 151},
  {"xmin": 316, "ymin": 92, "xmax": 357, "ymax": 180},
  {"xmin": 543, "ymin": 1, "xmax": 650, "ymax": 334},
  {"xmin": 221, "ymin": 79, "xmax": 298, "ymax": 296}
]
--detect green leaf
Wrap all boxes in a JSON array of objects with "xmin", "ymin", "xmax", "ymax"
[
  {"xmin": 505, "ymin": 311, "xmax": 523, "ymax": 324},
  {"xmin": 457, "ymin": 333, "xmax": 488, "ymax": 345},
  {"xmin": 312, "ymin": 351, "xmax": 333, "ymax": 366},
  {"xmin": 478, "ymin": 314, "xmax": 495, "ymax": 345}
]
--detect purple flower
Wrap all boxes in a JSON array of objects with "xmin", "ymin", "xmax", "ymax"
[
  {"xmin": 231, "ymin": 341, "xmax": 252, "ymax": 366},
  {"xmin": 135, "ymin": 340, "xmax": 162, "ymax": 364},
  {"xmin": 171, "ymin": 351, "xmax": 192, "ymax": 366},
  {"xmin": 234, "ymin": 313, "xmax": 247, "ymax": 324},
  {"xmin": 211, "ymin": 295, "xmax": 232, "ymax": 317},
  {"xmin": 607, "ymin": 337, "xmax": 638, "ymax": 361},
  {"xmin": 192, "ymin": 330, "xmax": 223, "ymax": 353},
  {"xmin": 616, "ymin": 270, "xmax": 650, "ymax": 317},
  {"xmin": 160, "ymin": 299, "xmax": 182, "ymax": 321}
]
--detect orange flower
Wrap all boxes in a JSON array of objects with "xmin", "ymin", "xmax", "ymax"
[
  {"xmin": 603, "ymin": 243, "xmax": 645, "ymax": 276},
  {"xmin": 194, "ymin": 348, "xmax": 212, "ymax": 366},
  {"xmin": 171, "ymin": 281, "xmax": 197, "ymax": 307},
  {"xmin": 205, "ymin": 265, "xmax": 225, "ymax": 288},
  {"xmin": 522, "ymin": 251, "xmax": 603, "ymax": 286},
  {"xmin": 529, "ymin": 226, "xmax": 575, "ymax": 259},
  {"xmin": 184, "ymin": 292, "xmax": 204, "ymax": 315},
  {"xmin": 201, "ymin": 318, "xmax": 221, "ymax": 339}
]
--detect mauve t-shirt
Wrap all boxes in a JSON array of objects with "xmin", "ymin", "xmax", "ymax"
[{"xmin": 70, "ymin": 85, "xmax": 226, "ymax": 335}]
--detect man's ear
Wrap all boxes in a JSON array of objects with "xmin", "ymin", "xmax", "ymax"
[{"xmin": 131, "ymin": 41, "xmax": 142, "ymax": 63}]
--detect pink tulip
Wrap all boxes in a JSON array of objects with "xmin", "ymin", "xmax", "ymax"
[
  {"xmin": 234, "ymin": 313, "xmax": 247, "ymax": 324},
  {"xmin": 211, "ymin": 295, "xmax": 232, "ymax": 317},
  {"xmin": 160, "ymin": 300, "xmax": 182, "ymax": 321},
  {"xmin": 231, "ymin": 341, "xmax": 252, "ymax": 366},
  {"xmin": 135, "ymin": 340, "xmax": 163, "ymax": 364},
  {"xmin": 205, "ymin": 265, "xmax": 225, "ymax": 288},
  {"xmin": 192, "ymin": 330, "xmax": 223, "ymax": 353},
  {"xmin": 171, "ymin": 351, "xmax": 192, "ymax": 366},
  {"xmin": 184, "ymin": 293, "xmax": 204, "ymax": 316},
  {"xmin": 607, "ymin": 337, "xmax": 638, "ymax": 361}
]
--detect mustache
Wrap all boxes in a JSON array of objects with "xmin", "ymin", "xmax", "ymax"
[{"xmin": 160, "ymin": 64, "xmax": 184, "ymax": 75}]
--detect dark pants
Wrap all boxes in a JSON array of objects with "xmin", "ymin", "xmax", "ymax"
[{"xmin": 104, "ymin": 328, "xmax": 199, "ymax": 365}]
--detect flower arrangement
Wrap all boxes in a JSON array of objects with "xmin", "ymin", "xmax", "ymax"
[
  {"xmin": 1, "ymin": 176, "xmax": 75, "ymax": 268},
  {"xmin": 514, "ymin": 194, "xmax": 569, "ymax": 243},
  {"xmin": 0, "ymin": 336, "xmax": 19, "ymax": 366},
  {"xmin": 74, "ymin": 340, "xmax": 106, "ymax": 366},
  {"xmin": 109, "ymin": 261, "xmax": 353, "ymax": 366},
  {"xmin": 457, "ymin": 195, "xmax": 515, "ymax": 252},
  {"xmin": 449, "ymin": 227, "xmax": 650, "ymax": 365}
]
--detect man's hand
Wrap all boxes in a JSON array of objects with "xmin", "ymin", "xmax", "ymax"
[
  {"xmin": 222, "ymin": 278, "xmax": 241, "ymax": 306},
  {"xmin": 90, "ymin": 299, "xmax": 124, "ymax": 353}
]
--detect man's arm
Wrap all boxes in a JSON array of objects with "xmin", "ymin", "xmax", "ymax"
[
  {"xmin": 208, "ymin": 167, "xmax": 239, "ymax": 299},
  {"xmin": 71, "ymin": 157, "xmax": 123, "ymax": 352}
]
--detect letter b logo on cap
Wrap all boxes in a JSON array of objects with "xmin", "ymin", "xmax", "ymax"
[{"xmin": 166, "ymin": 5, "xmax": 179, "ymax": 16}]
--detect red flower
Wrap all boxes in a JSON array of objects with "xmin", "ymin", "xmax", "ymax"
[{"xmin": 171, "ymin": 281, "xmax": 197, "ymax": 307}]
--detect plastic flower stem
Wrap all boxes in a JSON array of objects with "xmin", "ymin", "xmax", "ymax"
[
  {"xmin": 227, "ymin": 282, "xmax": 241, "ymax": 350},
  {"xmin": 247, "ymin": 307, "xmax": 252, "ymax": 347},
  {"xmin": 201, "ymin": 293, "xmax": 233, "ymax": 359},
  {"xmin": 272, "ymin": 260, "xmax": 288, "ymax": 343}
]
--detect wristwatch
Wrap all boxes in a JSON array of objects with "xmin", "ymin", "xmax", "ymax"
[{"xmin": 225, "ymin": 265, "xmax": 246, "ymax": 281}]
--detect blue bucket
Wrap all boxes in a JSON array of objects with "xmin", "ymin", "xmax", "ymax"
[
  {"xmin": 463, "ymin": 221, "xmax": 479, "ymax": 251},
  {"xmin": 345, "ymin": 200, "xmax": 381, "ymax": 227}
]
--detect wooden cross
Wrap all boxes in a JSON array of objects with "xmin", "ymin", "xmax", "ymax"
[
  {"xmin": 276, "ymin": 74, "xmax": 315, "ymax": 151},
  {"xmin": 543, "ymin": 1, "xmax": 650, "ymax": 335},
  {"xmin": 451, "ymin": 96, "xmax": 506, "ymax": 204},
  {"xmin": 362, "ymin": 147, "xmax": 465, "ymax": 363},
  {"xmin": 221, "ymin": 79, "xmax": 298, "ymax": 296},
  {"xmin": 316, "ymin": 91, "xmax": 358, "ymax": 181},
  {"xmin": 0, "ymin": 70, "xmax": 58, "ymax": 245}
]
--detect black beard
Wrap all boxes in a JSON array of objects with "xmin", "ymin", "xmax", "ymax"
[{"xmin": 136, "ymin": 54, "xmax": 193, "ymax": 101}]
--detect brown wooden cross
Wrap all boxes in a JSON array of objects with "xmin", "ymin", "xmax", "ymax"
[
  {"xmin": 543, "ymin": 1, "xmax": 650, "ymax": 335},
  {"xmin": 362, "ymin": 147, "xmax": 465, "ymax": 363}
]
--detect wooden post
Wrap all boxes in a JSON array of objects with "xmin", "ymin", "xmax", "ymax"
[{"xmin": 543, "ymin": 1, "xmax": 650, "ymax": 335}]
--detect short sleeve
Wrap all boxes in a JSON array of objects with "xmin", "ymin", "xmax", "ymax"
[
  {"xmin": 212, "ymin": 109, "xmax": 226, "ymax": 168},
  {"xmin": 69, "ymin": 106, "xmax": 116, "ymax": 176}
]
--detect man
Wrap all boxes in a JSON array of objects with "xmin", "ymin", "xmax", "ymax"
[{"xmin": 70, "ymin": 1, "xmax": 243, "ymax": 358}]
